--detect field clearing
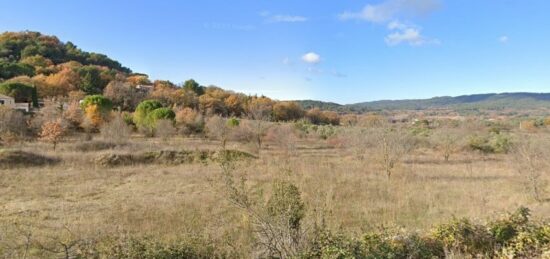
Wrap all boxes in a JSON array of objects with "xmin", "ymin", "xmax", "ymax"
[{"xmin": 2, "ymin": 134, "xmax": 549, "ymax": 255}]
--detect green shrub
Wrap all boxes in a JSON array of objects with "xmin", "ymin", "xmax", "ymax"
[
  {"xmin": 431, "ymin": 218, "xmax": 494, "ymax": 256},
  {"xmin": 147, "ymin": 107, "xmax": 175, "ymax": 126},
  {"xmin": 98, "ymin": 236, "xmax": 218, "ymax": 259},
  {"xmin": 226, "ymin": 117, "xmax": 240, "ymax": 127},
  {"xmin": 488, "ymin": 207, "xmax": 530, "ymax": 246},
  {"xmin": 133, "ymin": 100, "xmax": 163, "ymax": 127},
  {"xmin": 468, "ymin": 133, "xmax": 512, "ymax": 154},
  {"xmin": 80, "ymin": 95, "xmax": 113, "ymax": 113}
]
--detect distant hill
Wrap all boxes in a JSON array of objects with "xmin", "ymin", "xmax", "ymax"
[
  {"xmin": 294, "ymin": 100, "xmax": 343, "ymax": 111},
  {"xmin": 297, "ymin": 93, "xmax": 550, "ymax": 112}
]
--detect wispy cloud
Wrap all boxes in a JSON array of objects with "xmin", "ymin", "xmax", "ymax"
[
  {"xmin": 261, "ymin": 11, "xmax": 308, "ymax": 23},
  {"xmin": 338, "ymin": 0, "xmax": 441, "ymax": 23},
  {"xmin": 498, "ymin": 35, "xmax": 509, "ymax": 43},
  {"xmin": 307, "ymin": 67, "xmax": 347, "ymax": 78},
  {"xmin": 302, "ymin": 52, "xmax": 321, "ymax": 64},
  {"xmin": 203, "ymin": 22, "xmax": 255, "ymax": 31},
  {"xmin": 282, "ymin": 57, "xmax": 293, "ymax": 65},
  {"xmin": 385, "ymin": 21, "xmax": 439, "ymax": 46},
  {"xmin": 339, "ymin": 0, "xmax": 440, "ymax": 47}
]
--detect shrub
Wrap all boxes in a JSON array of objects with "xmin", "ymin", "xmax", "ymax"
[
  {"xmin": 468, "ymin": 133, "xmax": 512, "ymax": 154},
  {"xmin": 488, "ymin": 207, "xmax": 530, "ymax": 246},
  {"xmin": 431, "ymin": 218, "xmax": 494, "ymax": 256},
  {"xmin": 133, "ymin": 100, "xmax": 163, "ymax": 127},
  {"xmin": 146, "ymin": 107, "xmax": 175, "ymax": 125},
  {"xmin": 80, "ymin": 95, "xmax": 113, "ymax": 113}
]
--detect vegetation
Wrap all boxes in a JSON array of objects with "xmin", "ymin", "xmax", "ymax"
[{"xmin": 2, "ymin": 31, "xmax": 550, "ymax": 258}]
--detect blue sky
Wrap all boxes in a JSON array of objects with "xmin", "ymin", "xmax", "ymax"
[{"xmin": 1, "ymin": 0, "xmax": 549, "ymax": 104}]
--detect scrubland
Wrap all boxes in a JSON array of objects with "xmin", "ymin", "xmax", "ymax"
[{"xmin": 1, "ymin": 117, "xmax": 550, "ymax": 258}]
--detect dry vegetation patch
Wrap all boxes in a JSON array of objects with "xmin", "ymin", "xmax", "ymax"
[
  {"xmin": 95, "ymin": 149, "xmax": 256, "ymax": 167},
  {"xmin": 0, "ymin": 150, "xmax": 59, "ymax": 169}
]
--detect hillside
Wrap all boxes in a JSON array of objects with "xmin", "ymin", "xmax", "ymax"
[{"xmin": 298, "ymin": 92, "xmax": 550, "ymax": 112}]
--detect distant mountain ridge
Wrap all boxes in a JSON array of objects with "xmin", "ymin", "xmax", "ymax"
[{"xmin": 295, "ymin": 92, "xmax": 550, "ymax": 112}]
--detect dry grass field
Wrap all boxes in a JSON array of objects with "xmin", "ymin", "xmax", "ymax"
[{"xmin": 1, "ymin": 121, "xmax": 549, "ymax": 257}]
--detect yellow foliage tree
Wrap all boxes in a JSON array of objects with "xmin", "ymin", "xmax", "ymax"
[{"xmin": 84, "ymin": 104, "xmax": 104, "ymax": 129}]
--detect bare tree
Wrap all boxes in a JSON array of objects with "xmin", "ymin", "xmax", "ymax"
[
  {"xmin": 373, "ymin": 126, "xmax": 415, "ymax": 179},
  {"xmin": 100, "ymin": 113, "xmax": 132, "ymax": 144},
  {"xmin": 0, "ymin": 106, "xmax": 27, "ymax": 146},
  {"xmin": 265, "ymin": 124, "xmax": 298, "ymax": 161},
  {"xmin": 155, "ymin": 119, "xmax": 176, "ymax": 141},
  {"xmin": 513, "ymin": 136, "xmax": 547, "ymax": 202},
  {"xmin": 247, "ymin": 103, "xmax": 272, "ymax": 154},
  {"xmin": 206, "ymin": 116, "xmax": 236, "ymax": 149}
]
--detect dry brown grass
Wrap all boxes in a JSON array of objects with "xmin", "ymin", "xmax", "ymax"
[{"xmin": 1, "ymin": 124, "xmax": 549, "ymax": 257}]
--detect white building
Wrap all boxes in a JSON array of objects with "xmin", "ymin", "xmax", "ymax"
[
  {"xmin": 0, "ymin": 94, "xmax": 15, "ymax": 108},
  {"xmin": 0, "ymin": 94, "xmax": 31, "ymax": 112}
]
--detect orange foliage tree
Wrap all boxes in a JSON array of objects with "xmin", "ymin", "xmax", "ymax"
[{"xmin": 39, "ymin": 120, "xmax": 65, "ymax": 150}]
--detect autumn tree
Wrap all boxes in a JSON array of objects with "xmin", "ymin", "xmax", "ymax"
[
  {"xmin": 224, "ymin": 93, "xmax": 246, "ymax": 116},
  {"xmin": 273, "ymin": 102, "xmax": 305, "ymax": 121},
  {"xmin": 36, "ymin": 68, "xmax": 80, "ymax": 97},
  {"xmin": 80, "ymin": 95, "xmax": 112, "ymax": 129},
  {"xmin": 175, "ymin": 107, "xmax": 204, "ymax": 134},
  {"xmin": 63, "ymin": 101, "xmax": 83, "ymax": 129},
  {"xmin": 103, "ymin": 80, "xmax": 145, "ymax": 111},
  {"xmin": 39, "ymin": 120, "xmax": 65, "ymax": 150},
  {"xmin": 126, "ymin": 74, "xmax": 151, "ymax": 86}
]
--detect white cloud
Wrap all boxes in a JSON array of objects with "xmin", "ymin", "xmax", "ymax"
[
  {"xmin": 339, "ymin": 0, "xmax": 440, "ymax": 23},
  {"xmin": 339, "ymin": 1, "xmax": 441, "ymax": 47},
  {"xmin": 387, "ymin": 20, "xmax": 409, "ymax": 30},
  {"xmin": 302, "ymin": 52, "xmax": 321, "ymax": 64},
  {"xmin": 499, "ymin": 35, "xmax": 509, "ymax": 43},
  {"xmin": 385, "ymin": 25, "xmax": 439, "ymax": 46}
]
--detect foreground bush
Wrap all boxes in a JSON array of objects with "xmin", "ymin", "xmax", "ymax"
[
  {"xmin": 302, "ymin": 207, "xmax": 550, "ymax": 258},
  {"xmin": 0, "ymin": 207, "xmax": 548, "ymax": 258}
]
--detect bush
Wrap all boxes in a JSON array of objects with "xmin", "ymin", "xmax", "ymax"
[
  {"xmin": 80, "ymin": 95, "xmax": 113, "ymax": 113},
  {"xmin": 133, "ymin": 100, "xmax": 163, "ymax": 127},
  {"xmin": 431, "ymin": 218, "xmax": 494, "ymax": 256},
  {"xmin": 147, "ymin": 107, "xmax": 175, "ymax": 125},
  {"xmin": 468, "ymin": 133, "xmax": 512, "ymax": 154}
]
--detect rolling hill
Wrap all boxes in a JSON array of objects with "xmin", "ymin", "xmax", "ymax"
[{"xmin": 296, "ymin": 92, "xmax": 550, "ymax": 112}]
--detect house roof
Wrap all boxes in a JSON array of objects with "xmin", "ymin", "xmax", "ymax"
[{"xmin": 0, "ymin": 94, "xmax": 14, "ymax": 100}]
